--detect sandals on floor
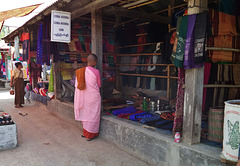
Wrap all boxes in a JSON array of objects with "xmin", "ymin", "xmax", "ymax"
[
  {"xmin": 87, "ymin": 138, "xmax": 92, "ymax": 141},
  {"xmin": 82, "ymin": 135, "xmax": 93, "ymax": 141}
]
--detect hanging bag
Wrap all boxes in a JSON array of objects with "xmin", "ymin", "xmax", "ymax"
[{"xmin": 9, "ymin": 87, "xmax": 14, "ymax": 95}]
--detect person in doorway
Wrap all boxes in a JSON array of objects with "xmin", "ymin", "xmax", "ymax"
[
  {"xmin": 74, "ymin": 54, "xmax": 101, "ymax": 141},
  {"xmin": 10, "ymin": 62, "xmax": 25, "ymax": 108}
]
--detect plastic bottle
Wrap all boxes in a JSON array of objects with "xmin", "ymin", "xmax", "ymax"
[
  {"xmin": 156, "ymin": 99, "xmax": 160, "ymax": 111},
  {"xmin": 142, "ymin": 97, "xmax": 147, "ymax": 111},
  {"xmin": 175, "ymin": 132, "xmax": 181, "ymax": 143},
  {"xmin": 150, "ymin": 101, "xmax": 155, "ymax": 113}
]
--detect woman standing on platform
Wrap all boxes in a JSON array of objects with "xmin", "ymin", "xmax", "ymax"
[{"xmin": 10, "ymin": 62, "xmax": 25, "ymax": 108}]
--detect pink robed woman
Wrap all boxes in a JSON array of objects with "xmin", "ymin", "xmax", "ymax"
[{"xmin": 74, "ymin": 54, "xmax": 101, "ymax": 141}]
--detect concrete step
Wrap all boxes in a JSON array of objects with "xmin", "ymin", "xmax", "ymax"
[{"xmin": 41, "ymin": 99, "xmax": 226, "ymax": 166}]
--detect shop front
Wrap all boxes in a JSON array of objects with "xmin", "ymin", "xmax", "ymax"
[{"xmin": 3, "ymin": 0, "xmax": 240, "ymax": 165}]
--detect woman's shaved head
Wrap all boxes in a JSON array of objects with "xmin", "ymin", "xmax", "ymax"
[{"xmin": 87, "ymin": 54, "xmax": 98, "ymax": 67}]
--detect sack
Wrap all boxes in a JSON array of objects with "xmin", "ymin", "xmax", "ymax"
[{"xmin": 10, "ymin": 88, "xmax": 14, "ymax": 95}]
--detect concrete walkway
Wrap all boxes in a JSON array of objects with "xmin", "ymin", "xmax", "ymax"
[{"xmin": 0, "ymin": 90, "xmax": 151, "ymax": 166}]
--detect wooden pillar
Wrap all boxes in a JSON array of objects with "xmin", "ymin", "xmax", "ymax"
[
  {"xmin": 91, "ymin": 8, "xmax": 103, "ymax": 79},
  {"xmin": 53, "ymin": 62, "xmax": 61, "ymax": 100},
  {"xmin": 182, "ymin": 0, "xmax": 208, "ymax": 144}
]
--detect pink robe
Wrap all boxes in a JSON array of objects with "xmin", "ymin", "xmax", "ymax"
[{"xmin": 74, "ymin": 66, "xmax": 101, "ymax": 133}]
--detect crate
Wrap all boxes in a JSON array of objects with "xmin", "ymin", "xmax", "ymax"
[{"xmin": 0, "ymin": 124, "xmax": 17, "ymax": 150}]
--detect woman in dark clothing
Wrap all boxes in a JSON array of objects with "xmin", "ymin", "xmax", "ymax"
[{"xmin": 10, "ymin": 62, "xmax": 25, "ymax": 108}]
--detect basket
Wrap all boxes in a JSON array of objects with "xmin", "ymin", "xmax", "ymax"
[{"xmin": 208, "ymin": 106, "xmax": 224, "ymax": 143}]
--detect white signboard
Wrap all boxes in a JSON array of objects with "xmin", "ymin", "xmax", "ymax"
[{"xmin": 51, "ymin": 10, "xmax": 71, "ymax": 43}]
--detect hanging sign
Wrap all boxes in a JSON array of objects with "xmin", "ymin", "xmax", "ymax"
[{"xmin": 51, "ymin": 10, "xmax": 71, "ymax": 43}]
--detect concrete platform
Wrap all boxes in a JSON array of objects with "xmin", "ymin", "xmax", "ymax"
[
  {"xmin": 0, "ymin": 90, "xmax": 150, "ymax": 166},
  {"xmin": 43, "ymin": 99, "xmax": 227, "ymax": 166}
]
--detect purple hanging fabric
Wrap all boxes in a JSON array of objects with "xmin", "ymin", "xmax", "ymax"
[
  {"xmin": 184, "ymin": 15, "xmax": 196, "ymax": 69},
  {"xmin": 42, "ymin": 18, "xmax": 50, "ymax": 66},
  {"xmin": 37, "ymin": 23, "xmax": 43, "ymax": 65},
  {"xmin": 184, "ymin": 14, "xmax": 204, "ymax": 69}
]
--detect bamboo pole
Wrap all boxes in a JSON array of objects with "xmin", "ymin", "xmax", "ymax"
[
  {"xmin": 136, "ymin": 33, "xmax": 148, "ymax": 37},
  {"xmin": 118, "ymin": 3, "xmax": 187, "ymax": 26},
  {"xmin": 207, "ymin": 47, "xmax": 240, "ymax": 52},
  {"xmin": 122, "ymin": 0, "xmax": 148, "ymax": 8},
  {"xmin": 128, "ymin": 0, "xmax": 160, "ymax": 9},
  {"xmin": 154, "ymin": 3, "xmax": 187, "ymax": 14}
]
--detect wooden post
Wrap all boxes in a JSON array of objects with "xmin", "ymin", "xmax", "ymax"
[
  {"xmin": 91, "ymin": 8, "xmax": 103, "ymax": 79},
  {"xmin": 182, "ymin": 0, "xmax": 208, "ymax": 144},
  {"xmin": 53, "ymin": 62, "xmax": 61, "ymax": 100}
]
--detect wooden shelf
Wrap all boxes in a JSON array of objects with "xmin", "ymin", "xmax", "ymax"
[
  {"xmin": 116, "ymin": 64, "xmax": 175, "ymax": 66},
  {"xmin": 117, "ymin": 42, "xmax": 160, "ymax": 49},
  {"xmin": 71, "ymin": 34, "xmax": 115, "ymax": 38},
  {"xmin": 116, "ymin": 53, "xmax": 162, "ymax": 56},
  {"xmin": 203, "ymin": 84, "xmax": 240, "ymax": 88},
  {"xmin": 118, "ymin": 73, "xmax": 178, "ymax": 79},
  {"xmin": 59, "ymin": 51, "xmax": 115, "ymax": 55}
]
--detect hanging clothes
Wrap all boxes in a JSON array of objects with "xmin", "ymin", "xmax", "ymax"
[
  {"xmin": 14, "ymin": 36, "xmax": 20, "ymax": 59},
  {"xmin": 42, "ymin": 18, "xmax": 51, "ymax": 66},
  {"xmin": 193, "ymin": 12, "xmax": 208, "ymax": 65},
  {"xmin": 202, "ymin": 63, "xmax": 211, "ymax": 113},
  {"xmin": 20, "ymin": 33, "xmax": 30, "ymax": 61},
  {"xmin": 175, "ymin": 16, "xmax": 188, "ymax": 68},
  {"xmin": 219, "ymin": 0, "xmax": 234, "ymax": 15},
  {"xmin": 218, "ymin": 11, "xmax": 237, "ymax": 36},
  {"xmin": 212, "ymin": 35, "xmax": 233, "ymax": 62},
  {"xmin": 173, "ymin": 68, "xmax": 185, "ymax": 133},
  {"xmin": 183, "ymin": 14, "xmax": 196, "ymax": 69},
  {"xmin": 37, "ymin": 23, "xmax": 43, "ymax": 65},
  {"xmin": 170, "ymin": 16, "xmax": 181, "ymax": 64}
]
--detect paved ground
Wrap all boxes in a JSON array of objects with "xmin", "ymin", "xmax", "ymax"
[{"xmin": 0, "ymin": 90, "xmax": 150, "ymax": 166}]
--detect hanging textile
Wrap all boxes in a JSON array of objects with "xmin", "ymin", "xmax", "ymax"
[
  {"xmin": 171, "ymin": 17, "xmax": 182, "ymax": 64},
  {"xmin": 202, "ymin": 63, "xmax": 211, "ymax": 113},
  {"xmin": 194, "ymin": 12, "xmax": 208, "ymax": 64},
  {"xmin": 173, "ymin": 68, "xmax": 185, "ymax": 133},
  {"xmin": 175, "ymin": 16, "xmax": 188, "ymax": 68},
  {"xmin": 218, "ymin": 11, "xmax": 237, "ymax": 36},
  {"xmin": 48, "ymin": 65, "xmax": 54, "ymax": 92},
  {"xmin": 212, "ymin": 35, "xmax": 233, "ymax": 62},
  {"xmin": 183, "ymin": 14, "xmax": 196, "ymax": 69},
  {"xmin": 21, "ymin": 33, "xmax": 30, "ymax": 61},
  {"xmin": 37, "ymin": 23, "xmax": 43, "ymax": 65},
  {"xmin": 219, "ymin": 0, "xmax": 234, "ymax": 15},
  {"xmin": 42, "ymin": 18, "xmax": 50, "ymax": 66},
  {"xmin": 14, "ymin": 36, "xmax": 19, "ymax": 59}
]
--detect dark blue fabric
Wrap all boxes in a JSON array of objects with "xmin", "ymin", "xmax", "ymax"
[
  {"xmin": 42, "ymin": 17, "xmax": 51, "ymax": 66},
  {"xmin": 160, "ymin": 123, "xmax": 173, "ymax": 131},
  {"xmin": 112, "ymin": 106, "xmax": 137, "ymax": 116},
  {"xmin": 153, "ymin": 120, "xmax": 172, "ymax": 127},
  {"xmin": 37, "ymin": 23, "xmax": 43, "ymax": 65},
  {"xmin": 140, "ymin": 115, "xmax": 162, "ymax": 125},
  {"xmin": 129, "ymin": 112, "xmax": 154, "ymax": 121}
]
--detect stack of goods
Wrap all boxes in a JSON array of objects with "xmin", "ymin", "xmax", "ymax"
[
  {"xmin": 0, "ymin": 112, "xmax": 14, "ymax": 126},
  {"xmin": 104, "ymin": 92, "xmax": 175, "ymax": 131}
]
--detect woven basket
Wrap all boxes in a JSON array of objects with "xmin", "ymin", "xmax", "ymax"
[{"xmin": 208, "ymin": 106, "xmax": 224, "ymax": 143}]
